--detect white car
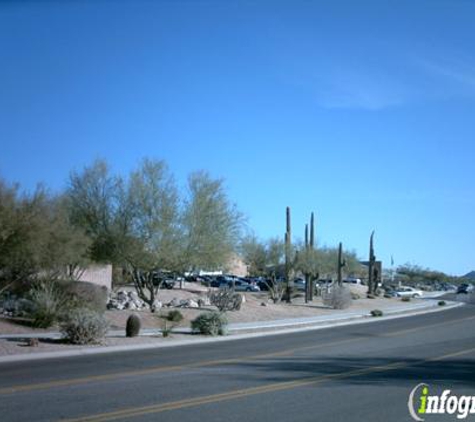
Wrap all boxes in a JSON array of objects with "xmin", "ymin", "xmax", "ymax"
[{"xmin": 395, "ymin": 286, "xmax": 424, "ymax": 298}]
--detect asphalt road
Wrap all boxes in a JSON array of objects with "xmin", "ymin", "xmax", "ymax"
[{"xmin": 1, "ymin": 304, "xmax": 474, "ymax": 422}]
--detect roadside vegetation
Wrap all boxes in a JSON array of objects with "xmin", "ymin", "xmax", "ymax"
[{"xmin": 0, "ymin": 158, "xmax": 471, "ymax": 342}]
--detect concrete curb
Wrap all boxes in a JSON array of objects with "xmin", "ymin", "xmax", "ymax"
[{"xmin": 0, "ymin": 300, "xmax": 463, "ymax": 364}]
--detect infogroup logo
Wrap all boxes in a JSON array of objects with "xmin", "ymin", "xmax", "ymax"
[{"xmin": 408, "ymin": 383, "xmax": 475, "ymax": 421}]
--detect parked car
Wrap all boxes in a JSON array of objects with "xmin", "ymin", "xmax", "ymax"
[
  {"xmin": 224, "ymin": 280, "xmax": 261, "ymax": 292},
  {"xmin": 457, "ymin": 284, "xmax": 474, "ymax": 294},
  {"xmin": 343, "ymin": 277, "xmax": 362, "ymax": 285},
  {"xmin": 151, "ymin": 273, "xmax": 175, "ymax": 289},
  {"xmin": 394, "ymin": 286, "xmax": 423, "ymax": 298},
  {"xmin": 293, "ymin": 278, "xmax": 306, "ymax": 291}
]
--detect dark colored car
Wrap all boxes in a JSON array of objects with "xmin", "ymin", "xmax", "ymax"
[
  {"xmin": 151, "ymin": 273, "xmax": 176, "ymax": 289},
  {"xmin": 457, "ymin": 284, "xmax": 474, "ymax": 294}
]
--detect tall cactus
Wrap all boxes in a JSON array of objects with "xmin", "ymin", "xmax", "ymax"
[
  {"xmin": 368, "ymin": 231, "xmax": 376, "ymax": 295},
  {"xmin": 337, "ymin": 242, "xmax": 345, "ymax": 286},
  {"xmin": 303, "ymin": 212, "xmax": 317, "ymax": 303},
  {"xmin": 309, "ymin": 212, "xmax": 316, "ymax": 300},
  {"xmin": 284, "ymin": 207, "xmax": 293, "ymax": 303}
]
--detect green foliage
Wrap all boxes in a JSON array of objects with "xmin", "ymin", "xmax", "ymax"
[
  {"xmin": 125, "ymin": 314, "xmax": 141, "ymax": 337},
  {"xmin": 67, "ymin": 159, "xmax": 125, "ymax": 264},
  {"xmin": 183, "ymin": 171, "xmax": 243, "ymax": 273},
  {"xmin": 191, "ymin": 312, "xmax": 228, "ymax": 336},
  {"xmin": 395, "ymin": 264, "xmax": 458, "ymax": 285},
  {"xmin": 64, "ymin": 281, "xmax": 108, "ymax": 313},
  {"xmin": 27, "ymin": 281, "xmax": 70, "ymax": 328},
  {"xmin": 165, "ymin": 309, "xmax": 184, "ymax": 323},
  {"xmin": 370, "ymin": 309, "xmax": 383, "ymax": 317},
  {"xmin": 157, "ymin": 310, "xmax": 184, "ymax": 337},
  {"xmin": 60, "ymin": 308, "xmax": 109, "ymax": 345},
  {"xmin": 0, "ymin": 180, "xmax": 90, "ymax": 293}
]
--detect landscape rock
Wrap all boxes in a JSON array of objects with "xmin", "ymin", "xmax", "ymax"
[{"xmin": 168, "ymin": 298, "xmax": 181, "ymax": 308}]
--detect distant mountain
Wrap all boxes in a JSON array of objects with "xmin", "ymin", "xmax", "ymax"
[{"xmin": 463, "ymin": 271, "xmax": 475, "ymax": 280}]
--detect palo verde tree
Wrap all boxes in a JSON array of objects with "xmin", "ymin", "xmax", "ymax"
[
  {"xmin": 121, "ymin": 159, "xmax": 182, "ymax": 309},
  {"xmin": 181, "ymin": 170, "xmax": 243, "ymax": 276},
  {"xmin": 67, "ymin": 159, "xmax": 127, "ymax": 265},
  {"xmin": 0, "ymin": 179, "xmax": 90, "ymax": 293}
]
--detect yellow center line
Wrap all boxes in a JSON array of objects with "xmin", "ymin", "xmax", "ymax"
[
  {"xmin": 383, "ymin": 315, "xmax": 475, "ymax": 337},
  {"xmin": 63, "ymin": 346, "xmax": 475, "ymax": 422},
  {"xmin": 1, "ymin": 314, "xmax": 472, "ymax": 395},
  {"xmin": 0, "ymin": 337, "xmax": 360, "ymax": 395}
]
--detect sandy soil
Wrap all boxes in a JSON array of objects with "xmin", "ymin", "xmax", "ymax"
[{"xmin": 0, "ymin": 284, "xmax": 422, "ymax": 357}]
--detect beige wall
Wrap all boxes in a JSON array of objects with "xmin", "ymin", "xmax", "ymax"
[
  {"xmin": 77, "ymin": 264, "xmax": 112, "ymax": 290},
  {"xmin": 226, "ymin": 254, "xmax": 248, "ymax": 277}
]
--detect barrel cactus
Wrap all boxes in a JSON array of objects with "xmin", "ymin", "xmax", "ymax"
[{"xmin": 126, "ymin": 314, "xmax": 141, "ymax": 337}]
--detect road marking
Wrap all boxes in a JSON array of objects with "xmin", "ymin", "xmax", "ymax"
[
  {"xmin": 383, "ymin": 315, "xmax": 475, "ymax": 337},
  {"xmin": 1, "ymin": 314, "xmax": 473, "ymax": 395},
  {"xmin": 0, "ymin": 337, "xmax": 361, "ymax": 395},
  {"xmin": 63, "ymin": 346, "xmax": 475, "ymax": 422}
]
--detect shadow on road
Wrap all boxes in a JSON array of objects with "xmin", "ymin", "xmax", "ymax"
[{"xmin": 224, "ymin": 355, "xmax": 475, "ymax": 388}]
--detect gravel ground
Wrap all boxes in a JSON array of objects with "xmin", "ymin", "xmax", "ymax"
[{"xmin": 0, "ymin": 284, "xmax": 425, "ymax": 357}]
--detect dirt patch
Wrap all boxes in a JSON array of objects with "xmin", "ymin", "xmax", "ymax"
[{"xmin": 0, "ymin": 284, "xmax": 425, "ymax": 357}]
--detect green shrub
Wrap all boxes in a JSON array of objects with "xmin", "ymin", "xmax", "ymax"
[
  {"xmin": 438, "ymin": 300, "xmax": 446, "ymax": 306},
  {"xmin": 157, "ymin": 310, "xmax": 184, "ymax": 337},
  {"xmin": 401, "ymin": 296, "xmax": 411, "ymax": 302},
  {"xmin": 370, "ymin": 309, "xmax": 383, "ymax": 317},
  {"xmin": 166, "ymin": 310, "xmax": 184, "ymax": 323},
  {"xmin": 60, "ymin": 308, "xmax": 109, "ymax": 344},
  {"xmin": 62, "ymin": 280, "xmax": 108, "ymax": 313},
  {"xmin": 191, "ymin": 312, "xmax": 228, "ymax": 336},
  {"xmin": 27, "ymin": 282, "xmax": 69, "ymax": 328},
  {"xmin": 126, "ymin": 314, "xmax": 141, "ymax": 337}
]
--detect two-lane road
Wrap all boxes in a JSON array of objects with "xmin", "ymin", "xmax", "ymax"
[{"xmin": 1, "ymin": 305, "xmax": 474, "ymax": 422}]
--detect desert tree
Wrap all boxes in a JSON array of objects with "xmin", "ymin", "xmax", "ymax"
[
  {"xmin": 181, "ymin": 170, "xmax": 243, "ymax": 276},
  {"xmin": 241, "ymin": 235, "xmax": 285, "ymax": 303},
  {"xmin": 0, "ymin": 179, "xmax": 90, "ymax": 293},
  {"xmin": 121, "ymin": 159, "xmax": 182, "ymax": 309},
  {"xmin": 67, "ymin": 159, "xmax": 126, "ymax": 264}
]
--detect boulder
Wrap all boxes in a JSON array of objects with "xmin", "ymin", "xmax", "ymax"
[
  {"xmin": 187, "ymin": 299, "xmax": 200, "ymax": 308},
  {"xmin": 168, "ymin": 298, "xmax": 181, "ymax": 308}
]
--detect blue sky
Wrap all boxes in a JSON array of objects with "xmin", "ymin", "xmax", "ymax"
[{"xmin": 1, "ymin": 0, "xmax": 474, "ymax": 275}]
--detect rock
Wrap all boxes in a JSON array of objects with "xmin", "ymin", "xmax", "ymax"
[
  {"xmin": 125, "ymin": 301, "xmax": 137, "ymax": 310},
  {"xmin": 152, "ymin": 300, "xmax": 162, "ymax": 312},
  {"xmin": 117, "ymin": 291, "xmax": 128, "ymax": 302},
  {"xmin": 168, "ymin": 298, "xmax": 181, "ymax": 307},
  {"xmin": 187, "ymin": 299, "xmax": 200, "ymax": 308},
  {"xmin": 198, "ymin": 296, "xmax": 211, "ymax": 307},
  {"xmin": 128, "ymin": 291, "xmax": 139, "ymax": 301}
]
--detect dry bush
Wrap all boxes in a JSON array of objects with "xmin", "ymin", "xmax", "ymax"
[
  {"xmin": 209, "ymin": 287, "xmax": 243, "ymax": 312},
  {"xmin": 322, "ymin": 284, "xmax": 352, "ymax": 310}
]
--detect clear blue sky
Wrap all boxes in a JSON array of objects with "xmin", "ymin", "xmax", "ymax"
[{"xmin": 1, "ymin": 0, "xmax": 474, "ymax": 276}]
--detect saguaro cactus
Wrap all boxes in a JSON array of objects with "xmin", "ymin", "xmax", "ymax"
[
  {"xmin": 337, "ymin": 242, "xmax": 345, "ymax": 286},
  {"xmin": 284, "ymin": 206, "xmax": 293, "ymax": 303},
  {"xmin": 303, "ymin": 212, "xmax": 317, "ymax": 303},
  {"xmin": 368, "ymin": 231, "xmax": 376, "ymax": 295}
]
